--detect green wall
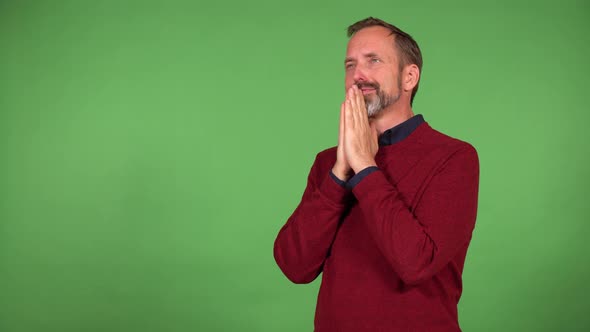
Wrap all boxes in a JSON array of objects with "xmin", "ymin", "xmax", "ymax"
[{"xmin": 1, "ymin": 0, "xmax": 588, "ymax": 331}]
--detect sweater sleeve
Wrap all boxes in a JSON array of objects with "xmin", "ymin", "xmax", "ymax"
[
  {"xmin": 274, "ymin": 153, "xmax": 350, "ymax": 284},
  {"xmin": 352, "ymin": 145, "xmax": 480, "ymax": 285}
]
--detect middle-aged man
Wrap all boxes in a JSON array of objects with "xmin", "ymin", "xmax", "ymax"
[{"xmin": 273, "ymin": 17, "xmax": 480, "ymax": 331}]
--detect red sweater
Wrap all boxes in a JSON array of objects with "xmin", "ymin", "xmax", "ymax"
[{"xmin": 274, "ymin": 122, "xmax": 479, "ymax": 331}]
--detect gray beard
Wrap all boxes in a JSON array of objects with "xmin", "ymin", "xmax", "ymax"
[{"xmin": 365, "ymin": 89, "xmax": 400, "ymax": 117}]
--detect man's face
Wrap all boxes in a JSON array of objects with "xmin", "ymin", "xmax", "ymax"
[{"xmin": 345, "ymin": 26, "xmax": 402, "ymax": 117}]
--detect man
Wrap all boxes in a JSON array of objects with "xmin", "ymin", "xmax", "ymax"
[{"xmin": 274, "ymin": 17, "xmax": 479, "ymax": 331}]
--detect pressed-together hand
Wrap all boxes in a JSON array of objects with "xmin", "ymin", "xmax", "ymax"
[
  {"xmin": 332, "ymin": 101, "xmax": 352, "ymax": 181},
  {"xmin": 344, "ymin": 85, "xmax": 378, "ymax": 173},
  {"xmin": 332, "ymin": 85, "xmax": 378, "ymax": 180}
]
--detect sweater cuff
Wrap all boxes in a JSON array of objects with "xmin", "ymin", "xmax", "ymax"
[
  {"xmin": 346, "ymin": 166, "xmax": 380, "ymax": 190},
  {"xmin": 351, "ymin": 169, "xmax": 392, "ymax": 201},
  {"xmin": 319, "ymin": 171, "xmax": 351, "ymax": 205}
]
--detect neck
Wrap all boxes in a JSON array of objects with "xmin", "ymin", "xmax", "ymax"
[{"xmin": 370, "ymin": 103, "xmax": 415, "ymax": 135}]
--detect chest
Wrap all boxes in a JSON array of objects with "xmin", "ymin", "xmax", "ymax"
[{"xmin": 330, "ymin": 147, "xmax": 445, "ymax": 257}]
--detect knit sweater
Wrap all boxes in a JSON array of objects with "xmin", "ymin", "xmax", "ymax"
[{"xmin": 274, "ymin": 122, "xmax": 480, "ymax": 331}]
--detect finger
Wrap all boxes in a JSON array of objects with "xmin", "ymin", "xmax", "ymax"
[
  {"xmin": 344, "ymin": 99, "xmax": 354, "ymax": 130},
  {"xmin": 349, "ymin": 86, "xmax": 360, "ymax": 121},
  {"xmin": 351, "ymin": 86, "xmax": 364, "ymax": 127},
  {"xmin": 356, "ymin": 85, "xmax": 366, "ymax": 110},
  {"xmin": 345, "ymin": 86, "xmax": 353, "ymax": 103},
  {"xmin": 352, "ymin": 85, "xmax": 361, "ymax": 113},
  {"xmin": 350, "ymin": 86, "xmax": 359, "ymax": 113},
  {"xmin": 353, "ymin": 86, "xmax": 365, "ymax": 117},
  {"xmin": 339, "ymin": 102, "xmax": 345, "ymax": 146},
  {"xmin": 355, "ymin": 86, "xmax": 367, "ymax": 123},
  {"xmin": 357, "ymin": 87, "xmax": 371, "ymax": 126},
  {"xmin": 346, "ymin": 87, "xmax": 356, "ymax": 114}
]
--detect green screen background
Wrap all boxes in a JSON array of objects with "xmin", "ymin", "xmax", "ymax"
[{"xmin": 1, "ymin": 0, "xmax": 589, "ymax": 331}]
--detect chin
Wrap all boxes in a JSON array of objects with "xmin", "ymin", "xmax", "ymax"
[
  {"xmin": 366, "ymin": 107, "xmax": 381, "ymax": 118},
  {"xmin": 363, "ymin": 95, "xmax": 376, "ymax": 104}
]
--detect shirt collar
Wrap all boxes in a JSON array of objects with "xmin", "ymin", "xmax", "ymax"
[{"xmin": 378, "ymin": 114, "xmax": 425, "ymax": 146}]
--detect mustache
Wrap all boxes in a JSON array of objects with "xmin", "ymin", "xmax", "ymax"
[{"xmin": 355, "ymin": 81, "xmax": 380, "ymax": 90}]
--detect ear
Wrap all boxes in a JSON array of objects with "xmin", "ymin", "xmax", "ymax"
[{"xmin": 402, "ymin": 64, "xmax": 420, "ymax": 93}]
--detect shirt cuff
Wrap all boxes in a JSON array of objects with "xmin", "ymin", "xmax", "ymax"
[
  {"xmin": 329, "ymin": 170, "xmax": 347, "ymax": 188},
  {"xmin": 346, "ymin": 166, "xmax": 380, "ymax": 190},
  {"xmin": 318, "ymin": 170, "xmax": 352, "ymax": 205}
]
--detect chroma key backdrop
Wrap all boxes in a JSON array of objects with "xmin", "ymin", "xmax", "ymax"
[{"xmin": 1, "ymin": 0, "xmax": 588, "ymax": 331}]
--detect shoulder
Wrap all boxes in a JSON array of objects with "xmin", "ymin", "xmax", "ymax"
[
  {"xmin": 420, "ymin": 123, "xmax": 478, "ymax": 158},
  {"xmin": 312, "ymin": 146, "xmax": 338, "ymax": 172},
  {"xmin": 418, "ymin": 124, "xmax": 479, "ymax": 175},
  {"xmin": 299, "ymin": 146, "xmax": 337, "ymax": 181},
  {"xmin": 315, "ymin": 146, "xmax": 338, "ymax": 161},
  {"xmin": 402, "ymin": 123, "xmax": 479, "ymax": 176}
]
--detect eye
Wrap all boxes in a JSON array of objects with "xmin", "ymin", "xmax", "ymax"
[
  {"xmin": 370, "ymin": 58, "xmax": 381, "ymax": 63},
  {"xmin": 345, "ymin": 63, "xmax": 355, "ymax": 70}
]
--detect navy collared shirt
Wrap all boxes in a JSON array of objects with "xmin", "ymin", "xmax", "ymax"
[{"xmin": 330, "ymin": 114, "xmax": 425, "ymax": 189}]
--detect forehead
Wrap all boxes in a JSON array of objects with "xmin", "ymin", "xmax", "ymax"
[{"xmin": 346, "ymin": 26, "xmax": 397, "ymax": 59}]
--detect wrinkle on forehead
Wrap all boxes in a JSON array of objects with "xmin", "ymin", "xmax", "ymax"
[
  {"xmin": 346, "ymin": 26, "xmax": 395, "ymax": 55},
  {"xmin": 345, "ymin": 26, "xmax": 397, "ymax": 62}
]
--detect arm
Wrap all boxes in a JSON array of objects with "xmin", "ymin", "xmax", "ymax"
[
  {"xmin": 352, "ymin": 145, "xmax": 480, "ymax": 285},
  {"xmin": 273, "ymin": 153, "xmax": 350, "ymax": 284}
]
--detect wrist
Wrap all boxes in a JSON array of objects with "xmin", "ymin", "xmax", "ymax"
[
  {"xmin": 351, "ymin": 160, "xmax": 377, "ymax": 174},
  {"xmin": 332, "ymin": 164, "xmax": 352, "ymax": 182}
]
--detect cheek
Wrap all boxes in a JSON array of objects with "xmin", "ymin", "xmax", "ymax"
[
  {"xmin": 381, "ymin": 76, "xmax": 397, "ymax": 92},
  {"xmin": 344, "ymin": 74, "xmax": 354, "ymax": 87}
]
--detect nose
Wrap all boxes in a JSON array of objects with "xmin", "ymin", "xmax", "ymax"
[{"xmin": 352, "ymin": 65, "xmax": 368, "ymax": 84}]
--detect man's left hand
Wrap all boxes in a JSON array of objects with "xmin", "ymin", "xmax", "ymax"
[{"xmin": 343, "ymin": 85, "xmax": 378, "ymax": 173}]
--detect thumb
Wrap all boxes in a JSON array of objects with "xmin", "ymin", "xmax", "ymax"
[{"xmin": 369, "ymin": 122, "xmax": 378, "ymax": 139}]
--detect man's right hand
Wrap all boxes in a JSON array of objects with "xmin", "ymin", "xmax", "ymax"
[{"xmin": 332, "ymin": 101, "xmax": 352, "ymax": 182}]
